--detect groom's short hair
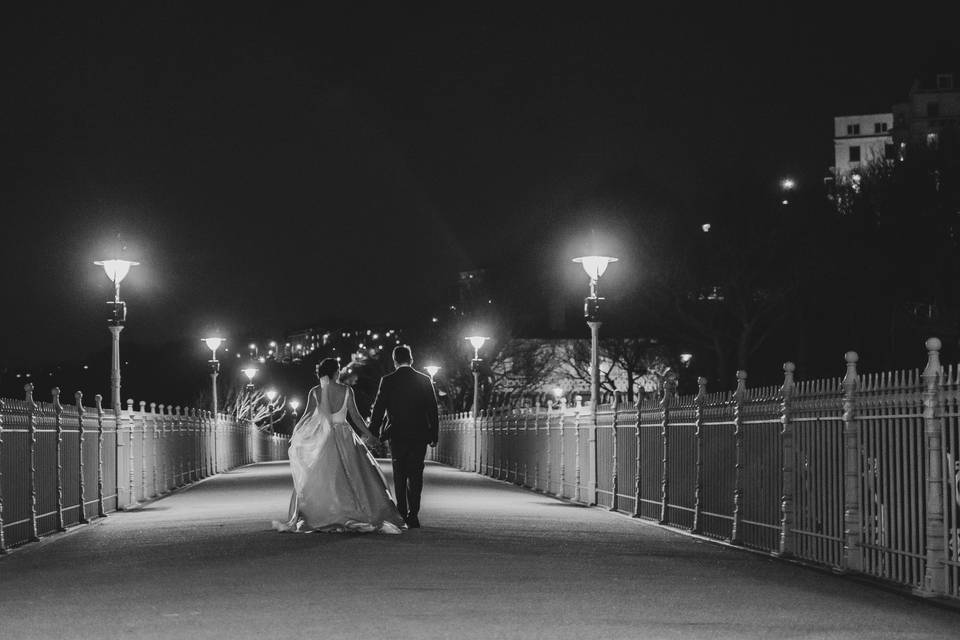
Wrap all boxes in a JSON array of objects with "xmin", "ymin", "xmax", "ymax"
[{"xmin": 393, "ymin": 345, "xmax": 412, "ymax": 364}]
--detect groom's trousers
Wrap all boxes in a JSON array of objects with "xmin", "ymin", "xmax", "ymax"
[{"xmin": 389, "ymin": 439, "xmax": 427, "ymax": 517}]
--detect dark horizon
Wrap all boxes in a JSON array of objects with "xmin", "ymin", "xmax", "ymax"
[{"xmin": 3, "ymin": 6, "xmax": 958, "ymax": 370}]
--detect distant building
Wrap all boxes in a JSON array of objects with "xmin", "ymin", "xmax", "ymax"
[
  {"xmin": 892, "ymin": 71, "xmax": 960, "ymax": 153},
  {"xmin": 832, "ymin": 113, "xmax": 895, "ymax": 177}
]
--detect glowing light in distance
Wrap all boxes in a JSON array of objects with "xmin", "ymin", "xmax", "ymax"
[
  {"xmin": 466, "ymin": 336, "xmax": 489, "ymax": 352},
  {"xmin": 241, "ymin": 367, "xmax": 258, "ymax": 382},
  {"xmin": 552, "ymin": 387, "xmax": 564, "ymax": 399},
  {"xmin": 424, "ymin": 365, "xmax": 440, "ymax": 378},
  {"xmin": 265, "ymin": 389, "xmax": 278, "ymax": 402},
  {"xmin": 781, "ymin": 178, "xmax": 796, "ymax": 190},
  {"xmin": 701, "ymin": 223, "xmax": 711, "ymax": 233},
  {"xmin": 680, "ymin": 353, "xmax": 693, "ymax": 364},
  {"xmin": 289, "ymin": 400, "xmax": 300, "ymax": 411},
  {"xmin": 573, "ymin": 256, "xmax": 617, "ymax": 281},
  {"xmin": 202, "ymin": 337, "xmax": 225, "ymax": 357},
  {"xmin": 94, "ymin": 259, "xmax": 139, "ymax": 284}
]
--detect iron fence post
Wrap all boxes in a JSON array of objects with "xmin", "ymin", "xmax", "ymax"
[
  {"xmin": 94, "ymin": 394, "xmax": 106, "ymax": 518},
  {"xmin": 841, "ymin": 351, "xmax": 862, "ymax": 572},
  {"xmin": 611, "ymin": 392, "xmax": 620, "ymax": 512},
  {"xmin": 575, "ymin": 397, "xmax": 583, "ymax": 502},
  {"xmin": 777, "ymin": 363, "xmax": 796, "ymax": 557},
  {"xmin": 731, "ymin": 371, "xmax": 747, "ymax": 544},
  {"xmin": 660, "ymin": 376, "xmax": 676, "ymax": 523},
  {"xmin": 75, "ymin": 391, "xmax": 87, "ymax": 524},
  {"xmin": 633, "ymin": 395, "xmax": 642, "ymax": 518},
  {"xmin": 692, "ymin": 377, "xmax": 707, "ymax": 533},
  {"xmin": 0, "ymin": 397, "xmax": 6, "ymax": 553},
  {"xmin": 921, "ymin": 337, "xmax": 946, "ymax": 596},
  {"xmin": 52, "ymin": 388, "xmax": 65, "ymax": 531},
  {"xmin": 25, "ymin": 384, "xmax": 39, "ymax": 541}
]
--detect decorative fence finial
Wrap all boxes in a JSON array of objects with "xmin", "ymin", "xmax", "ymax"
[
  {"xmin": 95, "ymin": 394, "xmax": 103, "ymax": 413},
  {"xmin": 51, "ymin": 387, "xmax": 63, "ymax": 414},
  {"xmin": 24, "ymin": 383, "xmax": 34, "ymax": 403},
  {"xmin": 782, "ymin": 362, "xmax": 796, "ymax": 398},
  {"xmin": 735, "ymin": 370, "xmax": 747, "ymax": 396},
  {"xmin": 696, "ymin": 377, "xmax": 708, "ymax": 402},
  {"xmin": 843, "ymin": 351, "xmax": 859, "ymax": 386},
  {"xmin": 923, "ymin": 337, "xmax": 942, "ymax": 378}
]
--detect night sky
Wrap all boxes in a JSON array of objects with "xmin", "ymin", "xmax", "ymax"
[{"xmin": 2, "ymin": 5, "xmax": 957, "ymax": 368}]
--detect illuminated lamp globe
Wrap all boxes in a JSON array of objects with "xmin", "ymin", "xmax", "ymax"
[
  {"xmin": 94, "ymin": 258, "xmax": 140, "ymax": 285},
  {"xmin": 424, "ymin": 365, "xmax": 440, "ymax": 379},
  {"xmin": 265, "ymin": 389, "xmax": 278, "ymax": 402},
  {"xmin": 241, "ymin": 367, "xmax": 258, "ymax": 382},
  {"xmin": 202, "ymin": 337, "xmax": 225, "ymax": 358},
  {"xmin": 573, "ymin": 255, "xmax": 617, "ymax": 282}
]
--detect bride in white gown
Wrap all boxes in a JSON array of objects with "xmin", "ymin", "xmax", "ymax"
[{"xmin": 272, "ymin": 358, "xmax": 405, "ymax": 534}]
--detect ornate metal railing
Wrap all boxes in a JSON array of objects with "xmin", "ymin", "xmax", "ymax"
[
  {"xmin": 430, "ymin": 338, "xmax": 960, "ymax": 601},
  {"xmin": 0, "ymin": 385, "xmax": 288, "ymax": 551}
]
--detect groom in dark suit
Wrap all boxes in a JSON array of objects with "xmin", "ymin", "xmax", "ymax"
[{"xmin": 368, "ymin": 344, "xmax": 439, "ymax": 528}]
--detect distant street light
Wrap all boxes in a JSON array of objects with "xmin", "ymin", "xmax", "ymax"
[
  {"xmin": 465, "ymin": 336, "xmax": 489, "ymax": 473},
  {"xmin": 572, "ymin": 255, "xmax": 618, "ymax": 413},
  {"xmin": 289, "ymin": 399, "xmax": 300, "ymax": 419},
  {"xmin": 424, "ymin": 365, "xmax": 440, "ymax": 381},
  {"xmin": 680, "ymin": 353, "xmax": 693, "ymax": 366},
  {"xmin": 241, "ymin": 366, "xmax": 259, "ymax": 389},
  {"xmin": 94, "ymin": 258, "xmax": 139, "ymax": 412},
  {"xmin": 202, "ymin": 337, "xmax": 225, "ymax": 415},
  {"xmin": 781, "ymin": 177, "xmax": 796, "ymax": 191},
  {"xmin": 266, "ymin": 389, "xmax": 278, "ymax": 433}
]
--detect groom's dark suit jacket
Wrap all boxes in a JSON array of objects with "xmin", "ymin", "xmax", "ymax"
[{"xmin": 368, "ymin": 366, "xmax": 440, "ymax": 444}]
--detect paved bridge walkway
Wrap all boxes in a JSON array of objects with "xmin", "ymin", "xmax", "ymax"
[{"xmin": 1, "ymin": 461, "xmax": 958, "ymax": 639}]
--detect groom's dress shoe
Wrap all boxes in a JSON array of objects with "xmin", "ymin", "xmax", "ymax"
[{"xmin": 405, "ymin": 515, "xmax": 421, "ymax": 529}]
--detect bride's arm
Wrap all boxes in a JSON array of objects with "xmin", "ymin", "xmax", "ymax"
[{"xmin": 345, "ymin": 387, "xmax": 375, "ymax": 439}]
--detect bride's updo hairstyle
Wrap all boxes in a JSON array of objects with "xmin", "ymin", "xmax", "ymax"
[{"xmin": 315, "ymin": 358, "xmax": 340, "ymax": 382}]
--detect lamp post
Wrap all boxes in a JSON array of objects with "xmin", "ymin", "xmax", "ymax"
[
  {"xmin": 424, "ymin": 365, "xmax": 440, "ymax": 382},
  {"xmin": 466, "ymin": 336, "xmax": 489, "ymax": 473},
  {"xmin": 572, "ymin": 255, "xmax": 617, "ymax": 413},
  {"xmin": 289, "ymin": 399, "xmax": 300, "ymax": 419},
  {"xmin": 202, "ymin": 337, "xmax": 225, "ymax": 415},
  {"xmin": 241, "ymin": 366, "xmax": 258, "ymax": 389},
  {"xmin": 94, "ymin": 258, "xmax": 139, "ymax": 412},
  {"xmin": 265, "ymin": 389, "xmax": 278, "ymax": 433}
]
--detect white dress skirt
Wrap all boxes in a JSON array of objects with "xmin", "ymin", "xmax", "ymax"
[{"xmin": 272, "ymin": 384, "xmax": 404, "ymax": 534}]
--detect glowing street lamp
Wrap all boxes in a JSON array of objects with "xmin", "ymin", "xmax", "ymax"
[
  {"xmin": 289, "ymin": 399, "xmax": 300, "ymax": 417},
  {"xmin": 780, "ymin": 177, "xmax": 796, "ymax": 191},
  {"xmin": 572, "ymin": 255, "xmax": 617, "ymax": 412},
  {"xmin": 94, "ymin": 258, "xmax": 139, "ymax": 412},
  {"xmin": 265, "ymin": 389, "xmax": 278, "ymax": 433},
  {"xmin": 465, "ymin": 336, "xmax": 490, "ymax": 473},
  {"xmin": 241, "ymin": 366, "xmax": 259, "ymax": 389},
  {"xmin": 424, "ymin": 365, "xmax": 440, "ymax": 381},
  {"xmin": 680, "ymin": 353, "xmax": 693, "ymax": 366},
  {"xmin": 202, "ymin": 337, "xmax": 225, "ymax": 415}
]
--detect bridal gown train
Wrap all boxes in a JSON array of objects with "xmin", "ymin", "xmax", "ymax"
[{"xmin": 272, "ymin": 383, "xmax": 405, "ymax": 534}]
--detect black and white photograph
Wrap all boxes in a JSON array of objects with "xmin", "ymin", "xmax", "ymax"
[{"xmin": 2, "ymin": 5, "xmax": 960, "ymax": 638}]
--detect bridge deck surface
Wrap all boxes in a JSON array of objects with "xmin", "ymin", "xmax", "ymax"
[{"xmin": 1, "ymin": 461, "xmax": 957, "ymax": 639}]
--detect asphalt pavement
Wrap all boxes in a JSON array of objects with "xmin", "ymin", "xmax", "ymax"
[{"xmin": 1, "ymin": 461, "xmax": 958, "ymax": 639}]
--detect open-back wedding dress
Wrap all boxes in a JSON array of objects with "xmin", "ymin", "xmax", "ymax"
[{"xmin": 272, "ymin": 380, "xmax": 404, "ymax": 534}]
